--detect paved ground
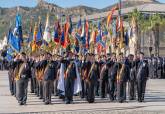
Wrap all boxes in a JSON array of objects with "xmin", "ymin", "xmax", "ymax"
[{"xmin": 0, "ymin": 71, "xmax": 165, "ymax": 114}]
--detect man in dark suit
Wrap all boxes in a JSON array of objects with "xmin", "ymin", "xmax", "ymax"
[
  {"xmin": 136, "ymin": 52, "xmax": 149, "ymax": 102},
  {"xmin": 127, "ymin": 54, "xmax": 136, "ymax": 100},
  {"xmin": 14, "ymin": 52, "xmax": 31, "ymax": 105},
  {"xmin": 40, "ymin": 53, "xmax": 59, "ymax": 104}
]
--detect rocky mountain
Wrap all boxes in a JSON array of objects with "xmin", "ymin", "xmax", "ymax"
[
  {"xmin": 102, "ymin": 0, "xmax": 160, "ymax": 12},
  {"xmin": 0, "ymin": 0, "xmax": 160, "ymax": 39}
]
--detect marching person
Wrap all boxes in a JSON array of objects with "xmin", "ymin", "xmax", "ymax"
[
  {"xmin": 86, "ymin": 53, "xmax": 99, "ymax": 103},
  {"xmin": 136, "ymin": 52, "xmax": 149, "ymax": 102},
  {"xmin": 127, "ymin": 54, "xmax": 136, "ymax": 100},
  {"xmin": 41, "ymin": 52, "xmax": 59, "ymax": 104},
  {"xmin": 116, "ymin": 53, "xmax": 130, "ymax": 103},
  {"xmin": 14, "ymin": 52, "xmax": 31, "ymax": 105},
  {"xmin": 8, "ymin": 58, "xmax": 15, "ymax": 96},
  {"xmin": 108, "ymin": 60, "xmax": 117, "ymax": 101},
  {"xmin": 100, "ymin": 60, "xmax": 108, "ymax": 98}
]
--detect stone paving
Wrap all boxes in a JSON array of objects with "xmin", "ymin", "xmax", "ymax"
[{"xmin": 0, "ymin": 71, "xmax": 165, "ymax": 114}]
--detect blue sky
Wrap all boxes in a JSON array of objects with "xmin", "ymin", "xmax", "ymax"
[{"xmin": 0, "ymin": 0, "xmax": 165, "ymax": 9}]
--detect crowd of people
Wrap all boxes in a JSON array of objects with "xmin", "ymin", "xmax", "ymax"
[{"xmin": 7, "ymin": 51, "xmax": 165, "ymax": 105}]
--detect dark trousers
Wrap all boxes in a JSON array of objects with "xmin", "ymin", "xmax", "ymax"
[
  {"xmin": 54, "ymin": 79, "xmax": 58, "ymax": 96},
  {"xmin": 65, "ymin": 78, "xmax": 75, "ymax": 103},
  {"xmin": 38, "ymin": 80, "xmax": 43, "ymax": 99},
  {"xmin": 14, "ymin": 81, "xmax": 16, "ymax": 96},
  {"xmin": 80, "ymin": 79, "xmax": 86, "ymax": 98},
  {"xmin": 43, "ymin": 80, "xmax": 53, "ymax": 104},
  {"xmin": 117, "ymin": 81, "xmax": 126, "ymax": 102},
  {"xmin": 30, "ymin": 77, "xmax": 37, "ymax": 93},
  {"xmin": 16, "ymin": 78, "xmax": 28, "ymax": 104},
  {"xmin": 128, "ymin": 80, "xmax": 136, "ymax": 100},
  {"xmin": 100, "ymin": 78, "xmax": 108, "ymax": 98},
  {"xmin": 163, "ymin": 66, "xmax": 165, "ymax": 78},
  {"xmin": 8, "ymin": 75, "xmax": 14, "ymax": 95},
  {"xmin": 86, "ymin": 81, "xmax": 95, "ymax": 103},
  {"xmin": 95, "ymin": 80, "xmax": 100, "ymax": 96},
  {"xmin": 36, "ymin": 80, "xmax": 39, "ymax": 96},
  {"xmin": 137, "ymin": 80, "xmax": 147, "ymax": 102},
  {"xmin": 108, "ymin": 79, "xmax": 116, "ymax": 101}
]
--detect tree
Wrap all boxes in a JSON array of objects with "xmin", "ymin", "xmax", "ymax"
[{"xmin": 128, "ymin": 9, "xmax": 165, "ymax": 57}]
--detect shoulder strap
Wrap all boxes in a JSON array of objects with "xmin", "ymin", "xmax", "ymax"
[
  {"xmin": 18, "ymin": 63, "xmax": 26, "ymax": 78},
  {"xmin": 88, "ymin": 63, "xmax": 95, "ymax": 79},
  {"xmin": 44, "ymin": 61, "xmax": 50, "ymax": 76}
]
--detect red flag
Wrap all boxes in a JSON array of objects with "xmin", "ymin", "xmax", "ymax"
[
  {"xmin": 85, "ymin": 19, "xmax": 89, "ymax": 49},
  {"xmin": 107, "ymin": 5, "xmax": 118, "ymax": 27}
]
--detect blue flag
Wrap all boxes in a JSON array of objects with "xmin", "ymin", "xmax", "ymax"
[
  {"xmin": 77, "ymin": 19, "xmax": 82, "ymax": 29},
  {"xmin": 125, "ymin": 31, "xmax": 129, "ymax": 46},
  {"xmin": 8, "ymin": 29, "xmax": 21, "ymax": 52},
  {"xmin": 9, "ymin": 14, "xmax": 23, "ymax": 52},
  {"xmin": 36, "ymin": 22, "xmax": 43, "ymax": 42},
  {"xmin": 6, "ymin": 48, "xmax": 13, "ymax": 62}
]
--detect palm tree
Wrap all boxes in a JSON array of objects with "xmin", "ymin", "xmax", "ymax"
[{"xmin": 128, "ymin": 9, "xmax": 165, "ymax": 57}]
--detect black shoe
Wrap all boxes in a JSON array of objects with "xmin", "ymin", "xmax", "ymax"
[
  {"xmin": 129, "ymin": 98, "xmax": 134, "ymax": 100},
  {"xmin": 19, "ymin": 102, "xmax": 24, "ymax": 105},
  {"xmin": 22, "ymin": 102, "xmax": 26, "ymax": 105},
  {"xmin": 119, "ymin": 100, "xmax": 123, "ymax": 103},
  {"xmin": 65, "ymin": 101, "xmax": 70, "ymax": 104},
  {"xmin": 39, "ymin": 97, "xmax": 43, "ymax": 99},
  {"xmin": 44, "ymin": 101, "xmax": 49, "ymax": 105}
]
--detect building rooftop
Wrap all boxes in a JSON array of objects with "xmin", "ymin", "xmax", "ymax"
[{"xmin": 72, "ymin": 3, "xmax": 165, "ymax": 22}]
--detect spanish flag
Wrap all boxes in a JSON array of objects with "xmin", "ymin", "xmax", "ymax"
[{"xmin": 107, "ymin": 5, "xmax": 118, "ymax": 27}]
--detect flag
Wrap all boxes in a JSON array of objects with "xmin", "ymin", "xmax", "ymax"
[
  {"xmin": 8, "ymin": 14, "xmax": 22, "ymax": 52},
  {"xmin": 85, "ymin": 19, "xmax": 90, "ymax": 49},
  {"xmin": 14, "ymin": 13, "xmax": 23, "ymax": 43},
  {"xmin": 90, "ymin": 30, "xmax": 97, "ymax": 44},
  {"xmin": 33, "ymin": 23, "xmax": 38, "ymax": 42},
  {"xmin": 77, "ymin": 18, "xmax": 82, "ymax": 34},
  {"xmin": 60, "ymin": 28, "xmax": 65, "ymax": 46},
  {"xmin": 43, "ymin": 14, "xmax": 51, "ymax": 43},
  {"xmin": 68, "ymin": 16, "xmax": 73, "ymax": 34},
  {"xmin": 119, "ymin": 17, "xmax": 125, "ymax": 49},
  {"xmin": 96, "ymin": 21, "xmax": 102, "ymax": 43},
  {"xmin": 125, "ymin": 30, "xmax": 129, "ymax": 46},
  {"xmin": 63, "ymin": 20, "xmax": 70, "ymax": 48},
  {"xmin": 54, "ymin": 21, "xmax": 61, "ymax": 43},
  {"xmin": 57, "ymin": 62, "xmax": 82, "ymax": 95},
  {"xmin": 36, "ymin": 22, "xmax": 43, "ymax": 43},
  {"xmin": 6, "ymin": 48, "xmax": 13, "ymax": 62},
  {"xmin": 99, "ymin": 40, "xmax": 106, "ymax": 48},
  {"xmin": 8, "ymin": 29, "xmax": 21, "ymax": 52},
  {"xmin": 107, "ymin": 5, "xmax": 118, "ymax": 27},
  {"xmin": 75, "ymin": 33, "xmax": 81, "ymax": 42}
]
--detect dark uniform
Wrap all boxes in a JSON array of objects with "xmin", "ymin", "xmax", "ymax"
[
  {"xmin": 86, "ymin": 61, "xmax": 98, "ymax": 103},
  {"xmin": 35, "ymin": 61, "xmax": 44, "ymax": 99},
  {"xmin": 41, "ymin": 60, "xmax": 59, "ymax": 104},
  {"xmin": 14, "ymin": 59, "xmax": 31, "ymax": 105},
  {"xmin": 136, "ymin": 59, "xmax": 149, "ymax": 102},
  {"xmin": 116, "ymin": 61, "xmax": 130, "ymax": 103},
  {"xmin": 64, "ymin": 61, "xmax": 77, "ymax": 104},
  {"xmin": 80, "ymin": 59, "xmax": 86, "ymax": 98},
  {"xmin": 30, "ymin": 59, "xmax": 37, "ymax": 93},
  {"xmin": 100, "ymin": 63, "xmax": 108, "ymax": 98},
  {"xmin": 60, "ymin": 58, "xmax": 77, "ymax": 104},
  {"xmin": 108, "ymin": 61, "xmax": 117, "ymax": 101},
  {"xmin": 8, "ymin": 60, "xmax": 15, "ymax": 95},
  {"xmin": 128, "ymin": 60, "xmax": 136, "ymax": 100}
]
